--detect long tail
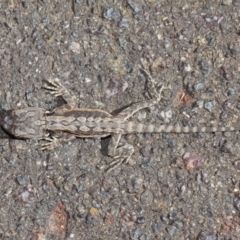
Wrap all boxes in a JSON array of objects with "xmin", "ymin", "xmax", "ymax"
[{"xmin": 121, "ymin": 122, "xmax": 238, "ymax": 133}]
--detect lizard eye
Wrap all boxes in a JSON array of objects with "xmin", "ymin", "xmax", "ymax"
[{"xmin": 4, "ymin": 116, "xmax": 13, "ymax": 127}]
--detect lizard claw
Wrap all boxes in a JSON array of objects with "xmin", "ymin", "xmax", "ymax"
[
  {"xmin": 44, "ymin": 78, "xmax": 62, "ymax": 87},
  {"xmin": 38, "ymin": 137, "xmax": 61, "ymax": 150},
  {"xmin": 43, "ymin": 78, "xmax": 66, "ymax": 97},
  {"xmin": 158, "ymin": 84, "xmax": 172, "ymax": 98}
]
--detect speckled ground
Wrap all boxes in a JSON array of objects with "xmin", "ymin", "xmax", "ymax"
[{"xmin": 0, "ymin": 0, "xmax": 240, "ymax": 239}]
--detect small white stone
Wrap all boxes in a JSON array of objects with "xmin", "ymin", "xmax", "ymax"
[{"xmin": 85, "ymin": 77, "xmax": 92, "ymax": 83}]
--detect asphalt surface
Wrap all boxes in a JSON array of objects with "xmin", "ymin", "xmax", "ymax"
[{"xmin": 0, "ymin": 0, "xmax": 240, "ymax": 239}]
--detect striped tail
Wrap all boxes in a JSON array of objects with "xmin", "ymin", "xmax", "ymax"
[{"xmin": 122, "ymin": 122, "xmax": 238, "ymax": 133}]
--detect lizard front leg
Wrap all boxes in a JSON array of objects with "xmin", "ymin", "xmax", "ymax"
[
  {"xmin": 43, "ymin": 78, "xmax": 77, "ymax": 109},
  {"xmin": 105, "ymin": 134, "xmax": 134, "ymax": 174},
  {"xmin": 39, "ymin": 132, "xmax": 76, "ymax": 150}
]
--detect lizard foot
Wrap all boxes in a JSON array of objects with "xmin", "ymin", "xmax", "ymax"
[
  {"xmin": 39, "ymin": 137, "xmax": 61, "ymax": 151},
  {"xmin": 105, "ymin": 143, "xmax": 134, "ymax": 174},
  {"xmin": 140, "ymin": 67, "xmax": 171, "ymax": 101},
  {"xmin": 43, "ymin": 78, "xmax": 68, "ymax": 98},
  {"xmin": 43, "ymin": 78, "xmax": 77, "ymax": 107}
]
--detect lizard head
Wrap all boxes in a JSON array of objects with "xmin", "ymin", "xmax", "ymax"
[
  {"xmin": 0, "ymin": 109, "xmax": 24, "ymax": 138},
  {"xmin": 0, "ymin": 108, "xmax": 46, "ymax": 139}
]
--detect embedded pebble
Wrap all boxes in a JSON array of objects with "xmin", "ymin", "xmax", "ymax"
[
  {"xmin": 136, "ymin": 216, "xmax": 146, "ymax": 224},
  {"xmin": 69, "ymin": 42, "xmax": 80, "ymax": 54},
  {"xmin": 233, "ymin": 0, "xmax": 239, "ymax": 6},
  {"xmin": 204, "ymin": 101, "xmax": 215, "ymax": 112},
  {"xmin": 194, "ymin": 100, "xmax": 204, "ymax": 109},
  {"xmin": 17, "ymin": 174, "xmax": 27, "ymax": 185},
  {"xmin": 222, "ymin": 0, "xmax": 232, "ymax": 5},
  {"xmin": 198, "ymin": 231, "xmax": 216, "ymax": 240},
  {"xmin": 173, "ymin": 220, "xmax": 184, "ymax": 229},
  {"xmin": 22, "ymin": 1, "xmax": 29, "ymax": 8},
  {"xmin": 166, "ymin": 227, "xmax": 176, "ymax": 237},
  {"xmin": 103, "ymin": 7, "xmax": 122, "ymax": 22},
  {"xmin": 227, "ymin": 88, "xmax": 236, "ymax": 96},
  {"xmin": 194, "ymin": 82, "xmax": 205, "ymax": 91},
  {"xmin": 234, "ymin": 160, "xmax": 240, "ymax": 171},
  {"xmin": 140, "ymin": 189, "xmax": 153, "ymax": 205},
  {"xmin": 118, "ymin": 19, "xmax": 129, "ymax": 28},
  {"xmin": 198, "ymin": 61, "xmax": 210, "ymax": 76},
  {"xmin": 127, "ymin": 0, "xmax": 141, "ymax": 13},
  {"xmin": 233, "ymin": 196, "xmax": 240, "ymax": 211},
  {"xmin": 182, "ymin": 152, "xmax": 204, "ymax": 170},
  {"xmin": 152, "ymin": 222, "xmax": 162, "ymax": 233}
]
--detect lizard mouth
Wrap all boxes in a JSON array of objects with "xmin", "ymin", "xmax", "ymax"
[{"xmin": 0, "ymin": 110, "xmax": 14, "ymax": 132}]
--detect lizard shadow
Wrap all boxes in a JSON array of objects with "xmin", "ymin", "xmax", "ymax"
[
  {"xmin": 100, "ymin": 102, "xmax": 137, "ymax": 157},
  {"xmin": 0, "ymin": 127, "xmax": 11, "ymax": 139}
]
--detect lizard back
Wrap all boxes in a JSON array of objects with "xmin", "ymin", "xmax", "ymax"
[
  {"xmin": 45, "ymin": 108, "xmax": 123, "ymax": 138},
  {"xmin": 45, "ymin": 108, "xmax": 239, "ymax": 136}
]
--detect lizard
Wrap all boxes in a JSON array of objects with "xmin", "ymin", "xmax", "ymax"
[{"xmin": 0, "ymin": 69, "xmax": 239, "ymax": 173}]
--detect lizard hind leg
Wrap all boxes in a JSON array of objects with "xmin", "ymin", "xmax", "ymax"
[
  {"xmin": 105, "ymin": 134, "xmax": 134, "ymax": 174},
  {"xmin": 116, "ymin": 68, "xmax": 171, "ymax": 121},
  {"xmin": 140, "ymin": 68, "xmax": 171, "ymax": 102}
]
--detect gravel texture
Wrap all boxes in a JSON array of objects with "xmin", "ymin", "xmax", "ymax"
[{"xmin": 0, "ymin": 0, "xmax": 240, "ymax": 239}]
